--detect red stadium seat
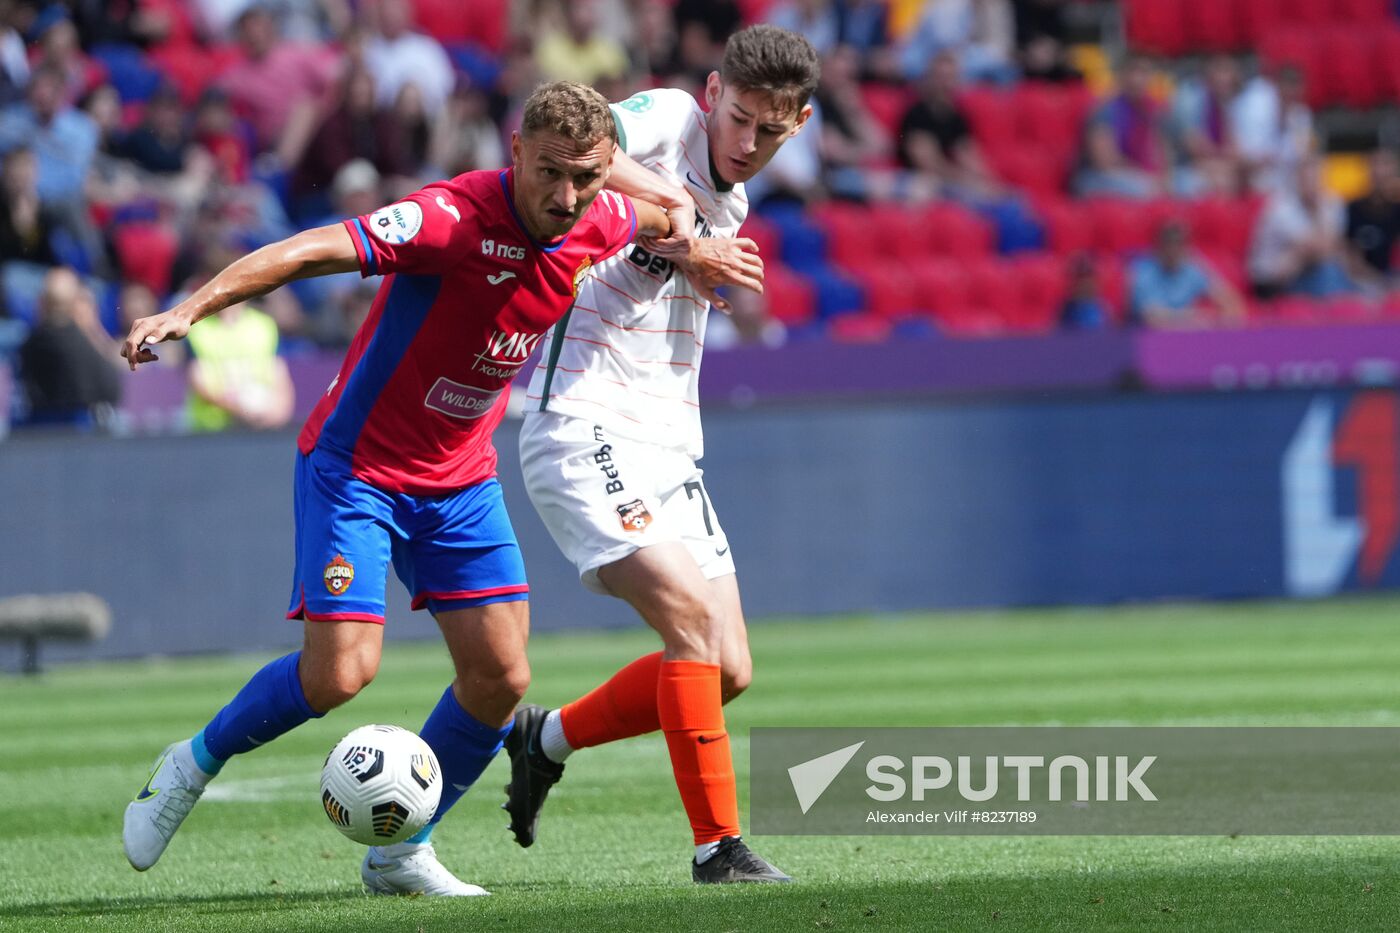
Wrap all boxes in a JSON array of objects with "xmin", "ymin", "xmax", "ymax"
[
  {"xmin": 1014, "ymin": 84, "xmax": 1090, "ymax": 163},
  {"xmin": 1010, "ymin": 254, "xmax": 1070, "ymax": 333},
  {"xmin": 1186, "ymin": 0, "xmax": 1244, "ymax": 51},
  {"xmin": 828, "ymin": 312, "xmax": 893, "ymax": 343},
  {"xmin": 1085, "ymin": 199, "xmax": 1155, "ymax": 256},
  {"xmin": 811, "ymin": 203, "xmax": 881, "ymax": 268},
  {"xmin": 1334, "ymin": 0, "xmax": 1391, "ymax": 25},
  {"xmin": 147, "ymin": 43, "xmax": 240, "ymax": 106},
  {"xmin": 1378, "ymin": 29, "xmax": 1400, "ymax": 105},
  {"xmin": 762, "ymin": 264, "xmax": 816, "ymax": 327},
  {"xmin": 1188, "ymin": 197, "xmax": 1261, "ymax": 259},
  {"xmin": 1123, "ymin": 0, "xmax": 1188, "ymax": 55},
  {"xmin": 847, "ymin": 261, "xmax": 918, "ymax": 320},
  {"xmin": 906, "ymin": 258, "xmax": 972, "ymax": 321},
  {"xmin": 738, "ymin": 215, "xmax": 781, "ymax": 266},
  {"xmin": 1319, "ymin": 27, "xmax": 1382, "ymax": 109},
  {"xmin": 965, "ymin": 258, "xmax": 1025, "ymax": 328},
  {"xmin": 1095, "ymin": 257, "xmax": 1128, "ymax": 323},
  {"xmin": 994, "ymin": 149, "xmax": 1070, "ymax": 198},
  {"xmin": 411, "ymin": 0, "xmax": 507, "ymax": 50},
  {"xmin": 114, "ymin": 223, "xmax": 178, "ymax": 296},
  {"xmin": 1259, "ymin": 29, "xmax": 1325, "ymax": 107},
  {"xmin": 860, "ymin": 83, "xmax": 915, "ymax": 136},
  {"xmin": 1238, "ymin": 0, "xmax": 1286, "ymax": 44},
  {"xmin": 1036, "ymin": 197, "xmax": 1094, "ymax": 256},
  {"xmin": 922, "ymin": 204, "xmax": 994, "ymax": 260},
  {"xmin": 960, "ymin": 87, "xmax": 1017, "ymax": 155}
]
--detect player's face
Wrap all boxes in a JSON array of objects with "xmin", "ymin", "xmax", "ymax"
[
  {"xmin": 704, "ymin": 75, "xmax": 811, "ymax": 185},
  {"xmin": 511, "ymin": 130, "xmax": 614, "ymax": 242}
]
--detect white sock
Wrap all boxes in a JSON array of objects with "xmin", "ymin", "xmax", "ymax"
[
  {"xmin": 539, "ymin": 709, "xmax": 574, "ymax": 763},
  {"xmin": 695, "ymin": 840, "xmax": 723, "ymax": 864},
  {"xmin": 375, "ymin": 841, "xmax": 428, "ymax": 858}
]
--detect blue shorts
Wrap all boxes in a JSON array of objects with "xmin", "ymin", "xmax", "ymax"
[{"xmin": 286, "ymin": 451, "xmax": 529, "ymax": 623}]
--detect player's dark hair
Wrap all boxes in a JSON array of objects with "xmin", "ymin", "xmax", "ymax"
[
  {"xmin": 521, "ymin": 81, "xmax": 618, "ymax": 149},
  {"xmin": 720, "ymin": 25, "xmax": 820, "ymax": 114}
]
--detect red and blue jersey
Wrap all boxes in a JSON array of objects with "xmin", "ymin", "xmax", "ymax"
[{"xmin": 297, "ymin": 168, "xmax": 638, "ymax": 494}]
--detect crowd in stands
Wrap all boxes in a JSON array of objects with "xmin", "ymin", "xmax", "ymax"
[{"xmin": 4, "ymin": 0, "xmax": 1400, "ymax": 429}]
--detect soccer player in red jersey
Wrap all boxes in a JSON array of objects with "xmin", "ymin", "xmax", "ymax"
[{"xmin": 119, "ymin": 82, "xmax": 758, "ymax": 896}]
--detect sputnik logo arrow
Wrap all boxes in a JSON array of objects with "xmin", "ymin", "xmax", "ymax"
[{"xmin": 787, "ymin": 741, "xmax": 865, "ymax": 814}]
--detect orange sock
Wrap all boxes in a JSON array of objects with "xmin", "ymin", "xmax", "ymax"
[
  {"xmin": 559, "ymin": 652, "xmax": 664, "ymax": 749},
  {"xmin": 656, "ymin": 659, "xmax": 740, "ymax": 845}
]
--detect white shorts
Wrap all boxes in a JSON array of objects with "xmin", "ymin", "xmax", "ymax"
[{"xmin": 518, "ymin": 411, "xmax": 735, "ymax": 595}]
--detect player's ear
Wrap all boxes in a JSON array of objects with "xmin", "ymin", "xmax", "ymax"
[
  {"xmin": 704, "ymin": 72, "xmax": 722, "ymax": 110},
  {"xmin": 510, "ymin": 131, "xmax": 523, "ymax": 170},
  {"xmin": 788, "ymin": 103, "xmax": 814, "ymax": 138}
]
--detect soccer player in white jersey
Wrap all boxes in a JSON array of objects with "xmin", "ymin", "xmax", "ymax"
[{"xmin": 505, "ymin": 25, "xmax": 819, "ymax": 883}]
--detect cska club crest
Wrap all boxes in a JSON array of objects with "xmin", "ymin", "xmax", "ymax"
[
  {"xmin": 324, "ymin": 554, "xmax": 355, "ymax": 595},
  {"xmin": 572, "ymin": 256, "xmax": 593, "ymax": 296}
]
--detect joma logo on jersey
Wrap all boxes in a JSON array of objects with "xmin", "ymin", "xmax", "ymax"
[{"xmin": 482, "ymin": 238, "xmax": 526, "ymax": 261}]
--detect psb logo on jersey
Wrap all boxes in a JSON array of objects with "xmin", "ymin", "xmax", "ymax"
[
  {"xmin": 482, "ymin": 238, "xmax": 527, "ymax": 261},
  {"xmin": 618, "ymin": 92, "xmax": 653, "ymax": 113},
  {"xmin": 572, "ymin": 256, "xmax": 593, "ymax": 296},
  {"xmin": 323, "ymin": 554, "xmax": 355, "ymax": 595},
  {"xmin": 368, "ymin": 201, "xmax": 423, "ymax": 244},
  {"xmin": 616, "ymin": 498, "xmax": 653, "ymax": 533}
]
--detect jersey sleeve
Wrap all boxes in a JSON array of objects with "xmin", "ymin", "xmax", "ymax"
[
  {"xmin": 610, "ymin": 87, "xmax": 701, "ymax": 165},
  {"xmin": 589, "ymin": 189, "xmax": 639, "ymax": 261},
  {"xmin": 342, "ymin": 183, "xmax": 475, "ymax": 277}
]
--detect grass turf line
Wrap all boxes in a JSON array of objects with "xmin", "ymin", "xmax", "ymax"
[{"xmin": 3, "ymin": 598, "xmax": 1400, "ymax": 931}]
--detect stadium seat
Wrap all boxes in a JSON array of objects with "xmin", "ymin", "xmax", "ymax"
[
  {"xmin": 805, "ymin": 268, "xmax": 865, "ymax": 319},
  {"xmin": 1379, "ymin": 29, "xmax": 1400, "ymax": 104},
  {"xmin": 739, "ymin": 215, "xmax": 781, "ymax": 266},
  {"xmin": 1278, "ymin": 0, "xmax": 1338, "ymax": 26},
  {"xmin": 921, "ymin": 204, "xmax": 994, "ymax": 260},
  {"xmin": 1010, "ymin": 254, "xmax": 1070, "ymax": 333},
  {"xmin": 411, "ymin": 0, "xmax": 507, "ymax": 50},
  {"xmin": 147, "ymin": 43, "xmax": 240, "ymax": 105},
  {"xmin": 828, "ymin": 312, "xmax": 893, "ymax": 343},
  {"xmin": 1014, "ymin": 84, "xmax": 1090, "ymax": 164},
  {"xmin": 1259, "ymin": 29, "xmax": 1325, "ymax": 108},
  {"xmin": 906, "ymin": 258, "xmax": 972, "ymax": 321},
  {"xmin": 1319, "ymin": 28, "xmax": 1382, "ymax": 109},
  {"xmin": 859, "ymin": 84, "xmax": 915, "ymax": 137},
  {"xmin": 1238, "ymin": 0, "xmax": 1286, "ymax": 44},
  {"xmin": 91, "ymin": 43, "xmax": 162, "ymax": 103},
  {"xmin": 964, "ymin": 258, "xmax": 1024, "ymax": 330},
  {"xmin": 1334, "ymin": 0, "xmax": 1391, "ymax": 25},
  {"xmin": 811, "ymin": 203, "xmax": 880, "ymax": 268},
  {"xmin": 994, "ymin": 149, "xmax": 1070, "ymax": 199},
  {"xmin": 1085, "ymin": 199, "xmax": 1155, "ymax": 256},
  {"xmin": 114, "ymin": 223, "xmax": 178, "ymax": 297},
  {"xmin": 1188, "ymin": 197, "xmax": 1261, "ymax": 259},
  {"xmin": 864, "ymin": 205, "xmax": 929, "ymax": 262},
  {"xmin": 1185, "ymin": 0, "xmax": 1244, "ymax": 51},
  {"xmin": 850, "ymin": 262, "xmax": 918, "ymax": 320},
  {"xmin": 1035, "ymin": 198, "xmax": 1094, "ymax": 256},
  {"xmin": 761, "ymin": 264, "xmax": 816, "ymax": 327},
  {"xmin": 1123, "ymin": 0, "xmax": 1188, "ymax": 56},
  {"xmin": 961, "ymin": 87, "xmax": 1017, "ymax": 156}
]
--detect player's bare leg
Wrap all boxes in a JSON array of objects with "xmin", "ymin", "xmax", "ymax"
[
  {"xmin": 363, "ymin": 600, "xmax": 529, "ymax": 897},
  {"xmin": 124, "ymin": 620, "xmax": 382, "ymax": 871}
]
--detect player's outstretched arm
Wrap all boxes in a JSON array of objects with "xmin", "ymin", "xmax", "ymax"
[
  {"xmin": 605, "ymin": 145, "xmax": 697, "ymax": 242},
  {"xmin": 121, "ymin": 224, "xmax": 360, "ymax": 370}
]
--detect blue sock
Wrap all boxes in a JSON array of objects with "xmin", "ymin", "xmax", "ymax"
[
  {"xmin": 199, "ymin": 651, "xmax": 322, "ymax": 763},
  {"xmin": 419, "ymin": 686, "xmax": 514, "ymax": 825}
]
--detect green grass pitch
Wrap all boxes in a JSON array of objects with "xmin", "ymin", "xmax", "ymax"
[{"xmin": 6, "ymin": 598, "xmax": 1400, "ymax": 932}]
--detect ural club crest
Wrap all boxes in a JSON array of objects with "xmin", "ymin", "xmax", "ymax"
[
  {"xmin": 324, "ymin": 554, "xmax": 355, "ymax": 595},
  {"xmin": 572, "ymin": 256, "xmax": 593, "ymax": 296},
  {"xmin": 616, "ymin": 499, "xmax": 653, "ymax": 533}
]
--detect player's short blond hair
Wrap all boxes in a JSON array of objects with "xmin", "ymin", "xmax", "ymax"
[{"xmin": 521, "ymin": 81, "xmax": 618, "ymax": 150}]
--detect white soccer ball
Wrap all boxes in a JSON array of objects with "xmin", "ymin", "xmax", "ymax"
[{"xmin": 319, "ymin": 724, "xmax": 442, "ymax": 846}]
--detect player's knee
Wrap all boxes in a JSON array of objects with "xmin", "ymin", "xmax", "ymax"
[
  {"xmin": 304, "ymin": 664, "xmax": 375, "ymax": 712},
  {"xmin": 721, "ymin": 654, "xmax": 752, "ymax": 701},
  {"xmin": 658, "ymin": 589, "xmax": 725, "ymax": 661},
  {"xmin": 483, "ymin": 658, "xmax": 531, "ymax": 709}
]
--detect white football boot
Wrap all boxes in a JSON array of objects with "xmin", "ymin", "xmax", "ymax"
[
  {"xmin": 123, "ymin": 740, "xmax": 213, "ymax": 870},
  {"xmin": 361, "ymin": 842, "xmax": 490, "ymax": 896}
]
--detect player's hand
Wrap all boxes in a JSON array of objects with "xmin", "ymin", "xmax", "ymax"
[
  {"xmin": 659, "ymin": 237, "xmax": 764, "ymax": 313},
  {"xmin": 121, "ymin": 309, "xmax": 192, "ymax": 371},
  {"xmin": 649, "ymin": 188, "xmax": 698, "ymax": 252}
]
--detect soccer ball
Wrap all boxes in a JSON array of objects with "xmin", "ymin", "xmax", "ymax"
[{"xmin": 319, "ymin": 724, "xmax": 442, "ymax": 846}]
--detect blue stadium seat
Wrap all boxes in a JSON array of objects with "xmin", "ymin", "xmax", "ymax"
[{"xmin": 91, "ymin": 43, "xmax": 163, "ymax": 103}]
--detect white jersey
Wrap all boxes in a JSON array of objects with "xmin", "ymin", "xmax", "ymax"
[{"xmin": 523, "ymin": 87, "xmax": 748, "ymax": 459}]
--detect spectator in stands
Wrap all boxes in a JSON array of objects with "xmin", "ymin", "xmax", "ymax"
[
  {"xmin": 295, "ymin": 64, "xmax": 410, "ymax": 199},
  {"xmin": 901, "ymin": 0, "xmax": 1016, "ymax": 84},
  {"xmin": 1019, "ymin": 33, "xmax": 1079, "ymax": 83},
  {"xmin": 672, "ymin": 0, "xmax": 742, "ymax": 80},
  {"xmin": 217, "ymin": 3, "xmax": 339, "ymax": 161},
  {"xmin": 0, "ymin": 147, "xmax": 58, "ymax": 267},
  {"xmin": 1233, "ymin": 65, "xmax": 1314, "ymax": 194},
  {"xmin": 898, "ymin": 51, "xmax": 1003, "ymax": 200},
  {"xmin": 767, "ymin": 0, "xmax": 840, "ymax": 57},
  {"xmin": 536, "ymin": 0, "xmax": 630, "ymax": 86},
  {"xmin": 18, "ymin": 267, "xmax": 121, "ymax": 425},
  {"xmin": 834, "ymin": 0, "xmax": 893, "ymax": 74},
  {"xmin": 0, "ymin": 0, "xmax": 30, "ymax": 106},
  {"xmin": 633, "ymin": 0, "xmax": 684, "ymax": 83},
  {"xmin": 430, "ymin": 77, "xmax": 506, "ymax": 178},
  {"xmin": 185, "ymin": 296, "xmax": 295, "ymax": 432},
  {"xmin": 0, "ymin": 65, "xmax": 107, "ymax": 274},
  {"xmin": 1015, "ymin": 0, "xmax": 1077, "ymax": 83},
  {"xmin": 1344, "ymin": 149, "xmax": 1400, "ymax": 293},
  {"xmin": 1059, "ymin": 252, "xmax": 1112, "ymax": 329},
  {"xmin": 82, "ymin": 83, "xmax": 124, "ymax": 158},
  {"xmin": 120, "ymin": 83, "xmax": 192, "ymax": 175},
  {"xmin": 817, "ymin": 45, "xmax": 931, "ymax": 202},
  {"xmin": 193, "ymin": 88, "xmax": 251, "ymax": 185},
  {"xmin": 391, "ymin": 82, "xmax": 433, "ymax": 177},
  {"xmin": 1075, "ymin": 55, "xmax": 1168, "ymax": 199},
  {"xmin": 1249, "ymin": 158, "xmax": 1354, "ymax": 299},
  {"xmin": 363, "ymin": 0, "xmax": 455, "ymax": 117},
  {"xmin": 1171, "ymin": 56, "xmax": 1244, "ymax": 196},
  {"xmin": 1130, "ymin": 220, "xmax": 1244, "ymax": 328},
  {"xmin": 31, "ymin": 10, "xmax": 105, "ymax": 106}
]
